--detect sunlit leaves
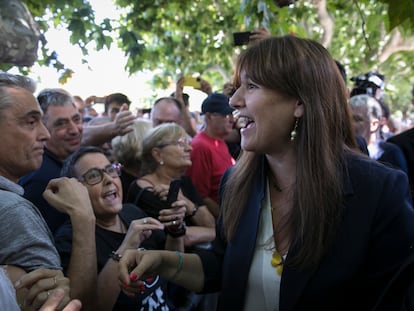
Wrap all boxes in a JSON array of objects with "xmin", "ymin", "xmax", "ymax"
[{"xmin": 14, "ymin": 0, "xmax": 414, "ymax": 113}]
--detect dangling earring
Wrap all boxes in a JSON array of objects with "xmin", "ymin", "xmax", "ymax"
[
  {"xmin": 159, "ymin": 160, "xmax": 164, "ymax": 165},
  {"xmin": 290, "ymin": 118, "xmax": 299, "ymax": 141}
]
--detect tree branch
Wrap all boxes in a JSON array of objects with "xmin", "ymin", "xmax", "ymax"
[
  {"xmin": 377, "ymin": 29, "xmax": 414, "ymax": 63},
  {"xmin": 311, "ymin": 0, "xmax": 334, "ymax": 48}
]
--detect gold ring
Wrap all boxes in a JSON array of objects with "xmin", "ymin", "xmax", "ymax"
[{"xmin": 172, "ymin": 220, "xmax": 177, "ymax": 225}]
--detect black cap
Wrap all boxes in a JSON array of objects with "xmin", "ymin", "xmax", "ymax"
[{"xmin": 201, "ymin": 93, "xmax": 234, "ymax": 115}]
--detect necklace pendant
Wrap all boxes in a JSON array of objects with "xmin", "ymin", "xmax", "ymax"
[
  {"xmin": 276, "ymin": 265, "xmax": 283, "ymax": 275},
  {"xmin": 270, "ymin": 250, "xmax": 283, "ymax": 275}
]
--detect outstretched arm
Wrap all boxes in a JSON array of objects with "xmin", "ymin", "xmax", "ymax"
[
  {"xmin": 96, "ymin": 217, "xmax": 164, "ymax": 311},
  {"xmin": 81, "ymin": 103, "xmax": 135, "ymax": 146},
  {"xmin": 118, "ymin": 250, "xmax": 204, "ymax": 296}
]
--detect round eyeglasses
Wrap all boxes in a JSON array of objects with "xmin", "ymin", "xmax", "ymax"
[{"xmin": 78, "ymin": 163, "xmax": 122, "ymax": 186}]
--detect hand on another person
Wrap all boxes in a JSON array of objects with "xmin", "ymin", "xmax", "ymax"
[
  {"xmin": 14, "ymin": 269, "xmax": 71, "ymax": 311},
  {"xmin": 118, "ymin": 249, "xmax": 164, "ymax": 298},
  {"xmin": 113, "ymin": 103, "xmax": 135, "ymax": 136},
  {"xmin": 40, "ymin": 289, "xmax": 82, "ymax": 311}
]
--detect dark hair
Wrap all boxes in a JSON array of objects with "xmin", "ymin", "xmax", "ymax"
[
  {"xmin": 61, "ymin": 146, "xmax": 107, "ymax": 178},
  {"xmin": 104, "ymin": 93, "xmax": 131, "ymax": 112},
  {"xmin": 225, "ymin": 35, "xmax": 356, "ymax": 269},
  {"xmin": 37, "ymin": 88, "xmax": 74, "ymax": 114},
  {"xmin": 334, "ymin": 60, "xmax": 347, "ymax": 84}
]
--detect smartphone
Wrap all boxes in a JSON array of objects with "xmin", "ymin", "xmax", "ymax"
[
  {"xmin": 167, "ymin": 179, "xmax": 181, "ymax": 206},
  {"xmin": 183, "ymin": 76, "xmax": 201, "ymax": 88},
  {"xmin": 233, "ymin": 31, "xmax": 251, "ymax": 46}
]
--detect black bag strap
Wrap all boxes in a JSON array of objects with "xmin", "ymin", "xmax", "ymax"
[{"xmin": 133, "ymin": 186, "xmax": 153, "ymax": 207}]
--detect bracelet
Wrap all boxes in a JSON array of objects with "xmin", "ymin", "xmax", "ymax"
[
  {"xmin": 165, "ymin": 223, "xmax": 186, "ymax": 238},
  {"xmin": 171, "ymin": 251, "xmax": 183, "ymax": 280},
  {"xmin": 110, "ymin": 251, "xmax": 122, "ymax": 262}
]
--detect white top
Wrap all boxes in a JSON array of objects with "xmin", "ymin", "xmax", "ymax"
[{"xmin": 244, "ymin": 181, "xmax": 282, "ymax": 311}]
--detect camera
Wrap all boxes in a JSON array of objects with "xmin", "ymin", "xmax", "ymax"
[{"xmin": 350, "ymin": 72, "xmax": 384, "ymax": 98}]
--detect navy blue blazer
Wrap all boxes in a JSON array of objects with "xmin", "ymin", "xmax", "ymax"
[
  {"xmin": 197, "ymin": 153, "xmax": 414, "ymax": 311},
  {"xmin": 388, "ymin": 127, "xmax": 414, "ymax": 196}
]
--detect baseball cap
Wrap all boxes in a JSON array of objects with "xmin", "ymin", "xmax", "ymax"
[{"xmin": 201, "ymin": 93, "xmax": 235, "ymax": 115}]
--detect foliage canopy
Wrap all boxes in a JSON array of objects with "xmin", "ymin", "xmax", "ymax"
[{"xmin": 5, "ymin": 0, "xmax": 414, "ymax": 115}]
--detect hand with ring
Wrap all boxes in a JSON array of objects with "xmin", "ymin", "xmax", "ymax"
[
  {"xmin": 118, "ymin": 217, "xmax": 164, "ymax": 251},
  {"xmin": 159, "ymin": 202, "xmax": 186, "ymax": 228},
  {"xmin": 15, "ymin": 268, "xmax": 70, "ymax": 311}
]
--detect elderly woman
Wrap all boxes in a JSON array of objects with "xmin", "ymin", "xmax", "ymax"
[
  {"xmin": 54, "ymin": 146, "xmax": 186, "ymax": 311},
  {"xmin": 111, "ymin": 118, "xmax": 153, "ymax": 202},
  {"xmin": 126, "ymin": 122, "xmax": 216, "ymax": 248},
  {"xmin": 118, "ymin": 36, "xmax": 414, "ymax": 310}
]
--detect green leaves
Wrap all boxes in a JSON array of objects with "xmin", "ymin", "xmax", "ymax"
[
  {"xmin": 379, "ymin": 0, "xmax": 414, "ymax": 32},
  {"xmin": 8, "ymin": 0, "xmax": 413, "ymax": 114}
]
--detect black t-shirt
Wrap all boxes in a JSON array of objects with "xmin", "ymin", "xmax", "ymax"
[{"xmin": 54, "ymin": 204, "xmax": 171, "ymax": 311}]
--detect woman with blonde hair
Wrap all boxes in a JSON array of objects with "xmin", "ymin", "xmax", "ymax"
[{"xmin": 111, "ymin": 118, "xmax": 152, "ymax": 202}]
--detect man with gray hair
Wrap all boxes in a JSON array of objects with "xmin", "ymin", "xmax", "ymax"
[
  {"xmin": 349, "ymin": 94, "xmax": 408, "ymax": 173},
  {"xmin": 0, "ymin": 72, "xmax": 88, "ymax": 309}
]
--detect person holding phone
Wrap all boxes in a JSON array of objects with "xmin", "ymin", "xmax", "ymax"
[
  {"xmin": 54, "ymin": 146, "xmax": 186, "ymax": 310},
  {"xmin": 119, "ymin": 36, "xmax": 414, "ymax": 310},
  {"xmin": 126, "ymin": 123, "xmax": 216, "ymax": 248},
  {"xmin": 126, "ymin": 123, "xmax": 216, "ymax": 309}
]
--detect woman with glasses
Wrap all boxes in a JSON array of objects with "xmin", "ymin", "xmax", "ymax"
[
  {"xmin": 126, "ymin": 123, "xmax": 216, "ymax": 311},
  {"xmin": 126, "ymin": 123, "xmax": 216, "ymax": 248},
  {"xmin": 54, "ymin": 146, "xmax": 186, "ymax": 311}
]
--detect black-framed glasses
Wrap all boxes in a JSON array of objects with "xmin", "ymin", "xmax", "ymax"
[{"xmin": 79, "ymin": 163, "xmax": 122, "ymax": 186}]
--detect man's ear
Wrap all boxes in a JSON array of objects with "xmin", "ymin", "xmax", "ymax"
[{"xmin": 370, "ymin": 119, "xmax": 380, "ymax": 133}]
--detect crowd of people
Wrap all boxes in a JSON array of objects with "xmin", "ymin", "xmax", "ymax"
[{"xmin": 1, "ymin": 30, "xmax": 414, "ymax": 311}]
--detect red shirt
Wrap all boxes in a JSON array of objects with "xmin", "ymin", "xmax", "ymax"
[{"xmin": 186, "ymin": 131, "xmax": 235, "ymax": 203}]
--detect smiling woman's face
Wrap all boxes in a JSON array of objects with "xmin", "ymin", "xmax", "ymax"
[
  {"xmin": 74, "ymin": 152, "xmax": 123, "ymax": 218},
  {"xmin": 230, "ymin": 71, "xmax": 301, "ymax": 155}
]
